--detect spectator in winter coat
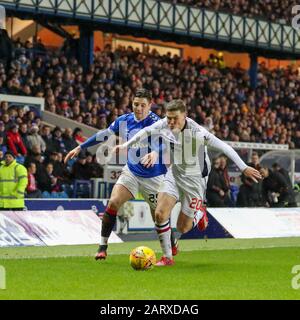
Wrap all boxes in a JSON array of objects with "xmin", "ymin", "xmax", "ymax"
[
  {"xmin": 52, "ymin": 126, "xmax": 67, "ymax": 154},
  {"xmin": 85, "ymin": 152, "xmax": 103, "ymax": 178},
  {"xmin": 26, "ymin": 124, "xmax": 46, "ymax": 153},
  {"xmin": 46, "ymin": 151, "xmax": 69, "ymax": 182},
  {"xmin": 218, "ymin": 155, "xmax": 232, "ymax": 205},
  {"xmin": 71, "ymin": 153, "xmax": 90, "ymax": 180},
  {"xmin": 73, "ymin": 127, "xmax": 85, "ymax": 145},
  {"xmin": 237, "ymin": 152, "xmax": 263, "ymax": 207},
  {"xmin": 41, "ymin": 125, "xmax": 56, "ymax": 156},
  {"xmin": 6, "ymin": 124, "xmax": 27, "ymax": 156},
  {"xmin": 260, "ymin": 166, "xmax": 297, "ymax": 207},
  {"xmin": 19, "ymin": 123, "xmax": 29, "ymax": 149},
  {"xmin": 236, "ymin": 170, "xmax": 263, "ymax": 207},
  {"xmin": 63, "ymin": 128, "xmax": 78, "ymax": 152},
  {"xmin": 207, "ymin": 157, "xmax": 231, "ymax": 207},
  {"xmin": 272, "ymin": 163, "xmax": 293, "ymax": 188},
  {"xmin": 2, "ymin": 113, "xmax": 12, "ymax": 130},
  {"xmin": 44, "ymin": 162, "xmax": 60, "ymax": 193},
  {"xmin": 35, "ymin": 162, "xmax": 52, "ymax": 193},
  {"xmin": 0, "ymin": 151, "xmax": 28, "ymax": 210}
]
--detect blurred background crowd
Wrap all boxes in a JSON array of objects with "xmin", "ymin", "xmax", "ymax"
[{"xmin": 1, "ymin": 40, "xmax": 299, "ymax": 149}]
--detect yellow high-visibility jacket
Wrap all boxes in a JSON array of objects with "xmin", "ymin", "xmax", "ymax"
[{"xmin": 0, "ymin": 160, "xmax": 28, "ymax": 209}]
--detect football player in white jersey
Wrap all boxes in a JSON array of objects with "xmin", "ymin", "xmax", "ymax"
[{"xmin": 114, "ymin": 99, "xmax": 262, "ymax": 266}]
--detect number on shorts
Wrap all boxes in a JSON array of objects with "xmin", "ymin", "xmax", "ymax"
[
  {"xmin": 148, "ymin": 194, "xmax": 157, "ymax": 203},
  {"xmin": 189, "ymin": 198, "xmax": 203, "ymax": 210}
]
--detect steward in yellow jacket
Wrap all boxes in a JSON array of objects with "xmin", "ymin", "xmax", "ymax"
[{"xmin": 0, "ymin": 151, "xmax": 28, "ymax": 210}]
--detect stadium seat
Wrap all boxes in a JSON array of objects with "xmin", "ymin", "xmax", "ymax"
[
  {"xmin": 230, "ymin": 185, "xmax": 239, "ymax": 205},
  {"xmin": 73, "ymin": 180, "xmax": 92, "ymax": 198}
]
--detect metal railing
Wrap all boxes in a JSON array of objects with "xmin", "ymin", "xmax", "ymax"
[{"xmin": 0, "ymin": 0, "xmax": 299, "ymax": 56}]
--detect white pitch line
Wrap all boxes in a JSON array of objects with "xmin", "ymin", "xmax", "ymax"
[{"xmin": 0, "ymin": 243, "xmax": 298, "ymax": 260}]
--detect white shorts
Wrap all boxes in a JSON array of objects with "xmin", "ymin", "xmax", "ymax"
[
  {"xmin": 116, "ymin": 165, "xmax": 164, "ymax": 211},
  {"xmin": 159, "ymin": 168, "xmax": 206, "ymax": 218}
]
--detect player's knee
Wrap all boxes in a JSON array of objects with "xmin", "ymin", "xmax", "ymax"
[
  {"xmin": 155, "ymin": 208, "xmax": 167, "ymax": 224},
  {"xmin": 107, "ymin": 198, "xmax": 122, "ymax": 211}
]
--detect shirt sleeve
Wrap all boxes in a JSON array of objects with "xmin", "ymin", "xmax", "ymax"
[
  {"xmin": 200, "ymin": 127, "xmax": 248, "ymax": 172},
  {"xmin": 80, "ymin": 128, "xmax": 114, "ymax": 150},
  {"xmin": 108, "ymin": 118, "xmax": 120, "ymax": 134}
]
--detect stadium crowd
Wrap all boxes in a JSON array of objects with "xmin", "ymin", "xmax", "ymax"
[
  {"xmin": 1, "ymin": 40, "xmax": 299, "ymax": 149},
  {"xmin": 0, "ymin": 38, "xmax": 299, "ymax": 204},
  {"xmin": 0, "ymin": 100, "xmax": 103, "ymax": 198},
  {"xmin": 169, "ymin": 0, "xmax": 297, "ymax": 24}
]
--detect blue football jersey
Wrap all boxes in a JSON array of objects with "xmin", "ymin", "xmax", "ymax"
[{"xmin": 109, "ymin": 112, "xmax": 167, "ymax": 178}]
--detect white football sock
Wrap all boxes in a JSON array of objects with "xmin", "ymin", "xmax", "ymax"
[
  {"xmin": 155, "ymin": 221, "xmax": 172, "ymax": 259},
  {"xmin": 100, "ymin": 236, "xmax": 109, "ymax": 246}
]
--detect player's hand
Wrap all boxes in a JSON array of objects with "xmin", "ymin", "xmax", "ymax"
[
  {"xmin": 141, "ymin": 151, "xmax": 158, "ymax": 168},
  {"xmin": 243, "ymin": 166, "xmax": 262, "ymax": 183},
  {"xmin": 64, "ymin": 146, "xmax": 81, "ymax": 164}
]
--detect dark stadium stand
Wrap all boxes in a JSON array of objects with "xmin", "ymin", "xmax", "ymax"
[{"xmin": 170, "ymin": 0, "xmax": 298, "ymax": 24}]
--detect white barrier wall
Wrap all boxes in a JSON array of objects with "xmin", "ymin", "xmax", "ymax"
[
  {"xmin": 1, "ymin": 207, "xmax": 300, "ymax": 245},
  {"xmin": 209, "ymin": 208, "xmax": 300, "ymax": 239},
  {"xmin": 0, "ymin": 210, "xmax": 122, "ymax": 247},
  {"xmin": 127, "ymin": 201, "xmax": 300, "ymax": 239}
]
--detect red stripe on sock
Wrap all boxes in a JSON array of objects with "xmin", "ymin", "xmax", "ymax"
[
  {"xmin": 156, "ymin": 226, "xmax": 171, "ymax": 234},
  {"xmin": 106, "ymin": 207, "xmax": 118, "ymax": 216}
]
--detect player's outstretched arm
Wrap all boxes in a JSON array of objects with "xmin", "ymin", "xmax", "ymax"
[
  {"xmin": 64, "ymin": 128, "xmax": 114, "ymax": 164},
  {"xmin": 112, "ymin": 125, "xmax": 157, "ymax": 159},
  {"xmin": 203, "ymin": 129, "xmax": 262, "ymax": 182},
  {"xmin": 111, "ymin": 128, "xmax": 148, "ymax": 155},
  {"xmin": 112, "ymin": 119, "xmax": 167, "ymax": 158}
]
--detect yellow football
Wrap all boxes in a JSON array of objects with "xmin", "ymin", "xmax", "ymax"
[{"xmin": 129, "ymin": 246, "xmax": 156, "ymax": 271}]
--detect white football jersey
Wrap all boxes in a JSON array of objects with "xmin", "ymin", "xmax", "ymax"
[{"xmin": 124, "ymin": 117, "xmax": 248, "ymax": 177}]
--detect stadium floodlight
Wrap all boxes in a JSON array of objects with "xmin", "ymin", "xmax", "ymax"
[{"xmin": 0, "ymin": 5, "xmax": 6, "ymax": 30}]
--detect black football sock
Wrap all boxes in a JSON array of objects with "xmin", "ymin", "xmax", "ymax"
[{"xmin": 100, "ymin": 207, "xmax": 118, "ymax": 248}]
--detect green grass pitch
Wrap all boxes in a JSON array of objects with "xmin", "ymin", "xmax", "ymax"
[{"xmin": 0, "ymin": 237, "xmax": 300, "ymax": 300}]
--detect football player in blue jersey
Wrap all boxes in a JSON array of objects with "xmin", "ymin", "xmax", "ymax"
[{"xmin": 64, "ymin": 88, "xmax": 178, "ymax": 260}]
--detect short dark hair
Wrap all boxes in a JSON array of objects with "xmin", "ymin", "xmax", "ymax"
[
  {"xmin": 165, "ymin": 99, "xmax": 186, "ymax": 113},
  {"xmin": 134, "ymin": 88, "xmax": 152, "ymax": 102}
]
